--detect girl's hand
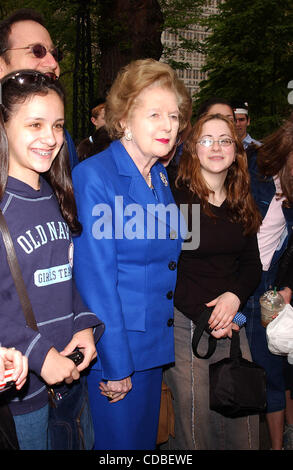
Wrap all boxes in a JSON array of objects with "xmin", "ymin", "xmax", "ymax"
[
  {"xmin": 40, "ymin": 347, "xmax": 80, "ymax": 385},
  {"xmin": 206, "ymin": 292, "xmax": 241, "ymax": 331},
  {"xmin": 60, "ymin": 328, "xmax": 97, "ymax": 372}
]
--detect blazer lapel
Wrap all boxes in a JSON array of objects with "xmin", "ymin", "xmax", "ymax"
[
  {"xmin": 112, "ymin": 140, "xmax": 159, "ymax": 207},
  {"xmin": 111, "ymin": 141, "xmax": 178, "ymax": 231},
  {"xmin": 150, "ymin": 163, "xmax": 180, "ymax": 233}
]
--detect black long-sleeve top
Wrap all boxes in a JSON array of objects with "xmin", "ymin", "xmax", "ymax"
[{"xmin": 172, "ymin": 184, "xmax": 262, "ymax": 323}]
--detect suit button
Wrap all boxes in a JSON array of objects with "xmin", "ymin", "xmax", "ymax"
[
  {"xmin": 167, "ymin": 318, "xmax": 174, "ymax": 327},
  {"xmin": 166, "ymin": 291, "xmax": 173, "ymax": 299},
  {"xmin": 168, "ymin": 261, "xmax": 177, "ymax": 270}
]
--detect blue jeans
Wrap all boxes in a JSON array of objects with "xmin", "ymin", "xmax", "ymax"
[
  {"xmin": 13, "ymin": 404, "xmax": 49, "ymax": 450},
  {"xmin": 48, "ymin": 376, "xmax": 94, "ymax": 450},
  {"xmin": 13, "ymin": 377, "xmax": 94, "ymax": 450}
]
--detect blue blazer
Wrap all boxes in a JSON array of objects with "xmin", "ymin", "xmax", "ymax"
[{"xmin": 72, "ymin": 140, "xmax": 183, "ymax": 381}]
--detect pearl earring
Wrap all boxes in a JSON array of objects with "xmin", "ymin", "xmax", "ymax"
[{"xmin": 125, "ymin": 130, "xmax": 133, "ymax": 141}]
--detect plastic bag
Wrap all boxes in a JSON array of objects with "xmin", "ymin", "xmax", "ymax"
[{"xmin": 266, "ymin": 304, "xmax": 293, "ymax": 363}]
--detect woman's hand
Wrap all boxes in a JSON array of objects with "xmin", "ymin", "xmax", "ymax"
[
  {"xmin": 0, "ymin": 347, "xmax": 28, "ymax": 390},
  {"xmin": 60, "ymin": 328, "xmax": 97, "ymax": 372},
  {"xmin": 99, "ymin": 376, "xmax": 132, "ymax": 403},
  {"xmin": 210, "ymin": 322, "xmax": 240, "ymax": 339},
  {"xmin": 206, "ymin": 292, "xmax": 241, "ymax": 331}
]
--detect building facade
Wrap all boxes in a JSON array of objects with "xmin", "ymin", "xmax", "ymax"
[{"xmin": 161, "ymin": 0, "xmax": 219, "ymax": 98}]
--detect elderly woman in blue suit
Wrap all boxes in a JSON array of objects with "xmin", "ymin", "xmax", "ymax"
[{"xmin": 72, "ymin": 59, "xmax": 191, "ymax": 450}]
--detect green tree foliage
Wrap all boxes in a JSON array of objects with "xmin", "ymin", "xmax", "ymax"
[
  {"xmin": 0, "ymin": 0, "xmax": 165, "ymax": 142},
  {"xmin": 197, "ymin": 0, "xmax": 293, "ymax": 138}
]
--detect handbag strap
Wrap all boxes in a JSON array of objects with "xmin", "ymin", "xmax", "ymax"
[
  {"xmin": 192, "ymin": 306, "xmax": 217, "ymax": 359},
  {"xmin": 230, "ymin": 329, "xmax": 242, "ymax": 359},
  {"xmin": 0, "ymin": 210, "xmax": 38, "ymax": 332}
]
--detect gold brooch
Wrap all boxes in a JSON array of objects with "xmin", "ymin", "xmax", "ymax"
[{"xmin": 160, "ymin": 172, "xmax": 168, "ymax": 186}]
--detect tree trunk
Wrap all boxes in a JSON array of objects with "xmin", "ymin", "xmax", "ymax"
[
  {"xmin": 73, "ymin": 2, "xmax": 95, "ymax": 142},
  {"xmin": 97, "ymin": 0, "xmax": 163, "ymax": 97}
]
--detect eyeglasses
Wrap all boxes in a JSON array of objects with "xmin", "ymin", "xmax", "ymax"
[
  {"xmin": 2, "ymin": 43, "xmax": 63, "ymax": 62},
  {"xmin": 0, "ymin": 70, "xmax": 58, "ymax": 105},
  {"xmin": 197, "ymin": 138, "xmax": 235, "ymax": 147}
]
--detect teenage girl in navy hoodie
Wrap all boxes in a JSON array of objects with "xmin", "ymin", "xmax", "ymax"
[{"xmin": 0, "ymin": 70, "xmax": 104, "ymax": 449}]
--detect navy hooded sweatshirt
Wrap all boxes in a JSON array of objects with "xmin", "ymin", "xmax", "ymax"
[{"xmin": 0, "ymin": 176, "xmax": 104, "ymax": 415}]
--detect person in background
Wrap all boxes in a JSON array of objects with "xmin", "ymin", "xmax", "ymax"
[
  {"xmin": 274, "ymin": 231, "xmax": 293, "ymax": 449},
  {"xmin": 195, "ymin": 97, "xmax": 235, "ymax": 122},
  {"xmin": 77, "ymin": 101, "xmax": 112, "ymax": 161},
  {"xmin": 90, "ymin": 101, "xmax": 106, "ymax": 130},
  {"xmin": 0, "ymin": 347, "xmax": 28, "ymax": 450},
  {"xmin": 0, "ymin": 8, "xmax": 79, "ymax": 170},
  {"xmin": 243, "ymin": 113, "xmax": 293, "ymax": 450},
  {"xmin": 0, "ymin": 69, "xmax": 104, "ymax": 450},
  {"xmin": 72, "ymin": 58, "xmax": 190, "ymax": 450},
  {"xmin": 232, "ymin": 101, "xmax": 261, "ymax": 149},
  {"xmin": 162, "ymin": 113, "xmax": 262, "ymax": 450},
  {"xmin": 159, "ymin": 82, "xmax": 192, "ymax": 169}
]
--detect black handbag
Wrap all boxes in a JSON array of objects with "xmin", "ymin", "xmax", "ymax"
[{"xmin": 209, "ymin": 329, "xmax": 267, "ymax": 418}]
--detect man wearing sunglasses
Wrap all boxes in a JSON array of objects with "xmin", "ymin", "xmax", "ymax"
[{"xmin": 0, "ymin": 8, "xmax": 79, "ymax": 170}]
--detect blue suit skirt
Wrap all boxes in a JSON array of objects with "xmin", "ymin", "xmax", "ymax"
[{"xmin": 87, "ymin": 367, "xmax": 162, "ymax": 450}]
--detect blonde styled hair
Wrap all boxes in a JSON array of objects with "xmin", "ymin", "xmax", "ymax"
[{"xmin": 105, "ymin": 58, "xmax": 191, "ymax": 139}]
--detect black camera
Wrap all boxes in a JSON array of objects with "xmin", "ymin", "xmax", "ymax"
[{"xmin": 66, "ymin": 348, "xmax": 84, "ymax": 366}]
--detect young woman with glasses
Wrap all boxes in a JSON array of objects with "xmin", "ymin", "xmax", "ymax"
[
  {"xmin": 162, "ymin": 113, "xmax": 262, "ymax": 450},
  {"xmin": 0, "ymin": 70, "xmax": 104, "ymax": 450}
]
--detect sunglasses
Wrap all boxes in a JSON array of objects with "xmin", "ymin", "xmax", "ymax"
[
  {"xmin": 0, "ymin": 70, "xmax": 58, "ymax": 105},
  {"xmin": 2, "ymin": 43, "xmax": 63, "ymax": 62}
]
